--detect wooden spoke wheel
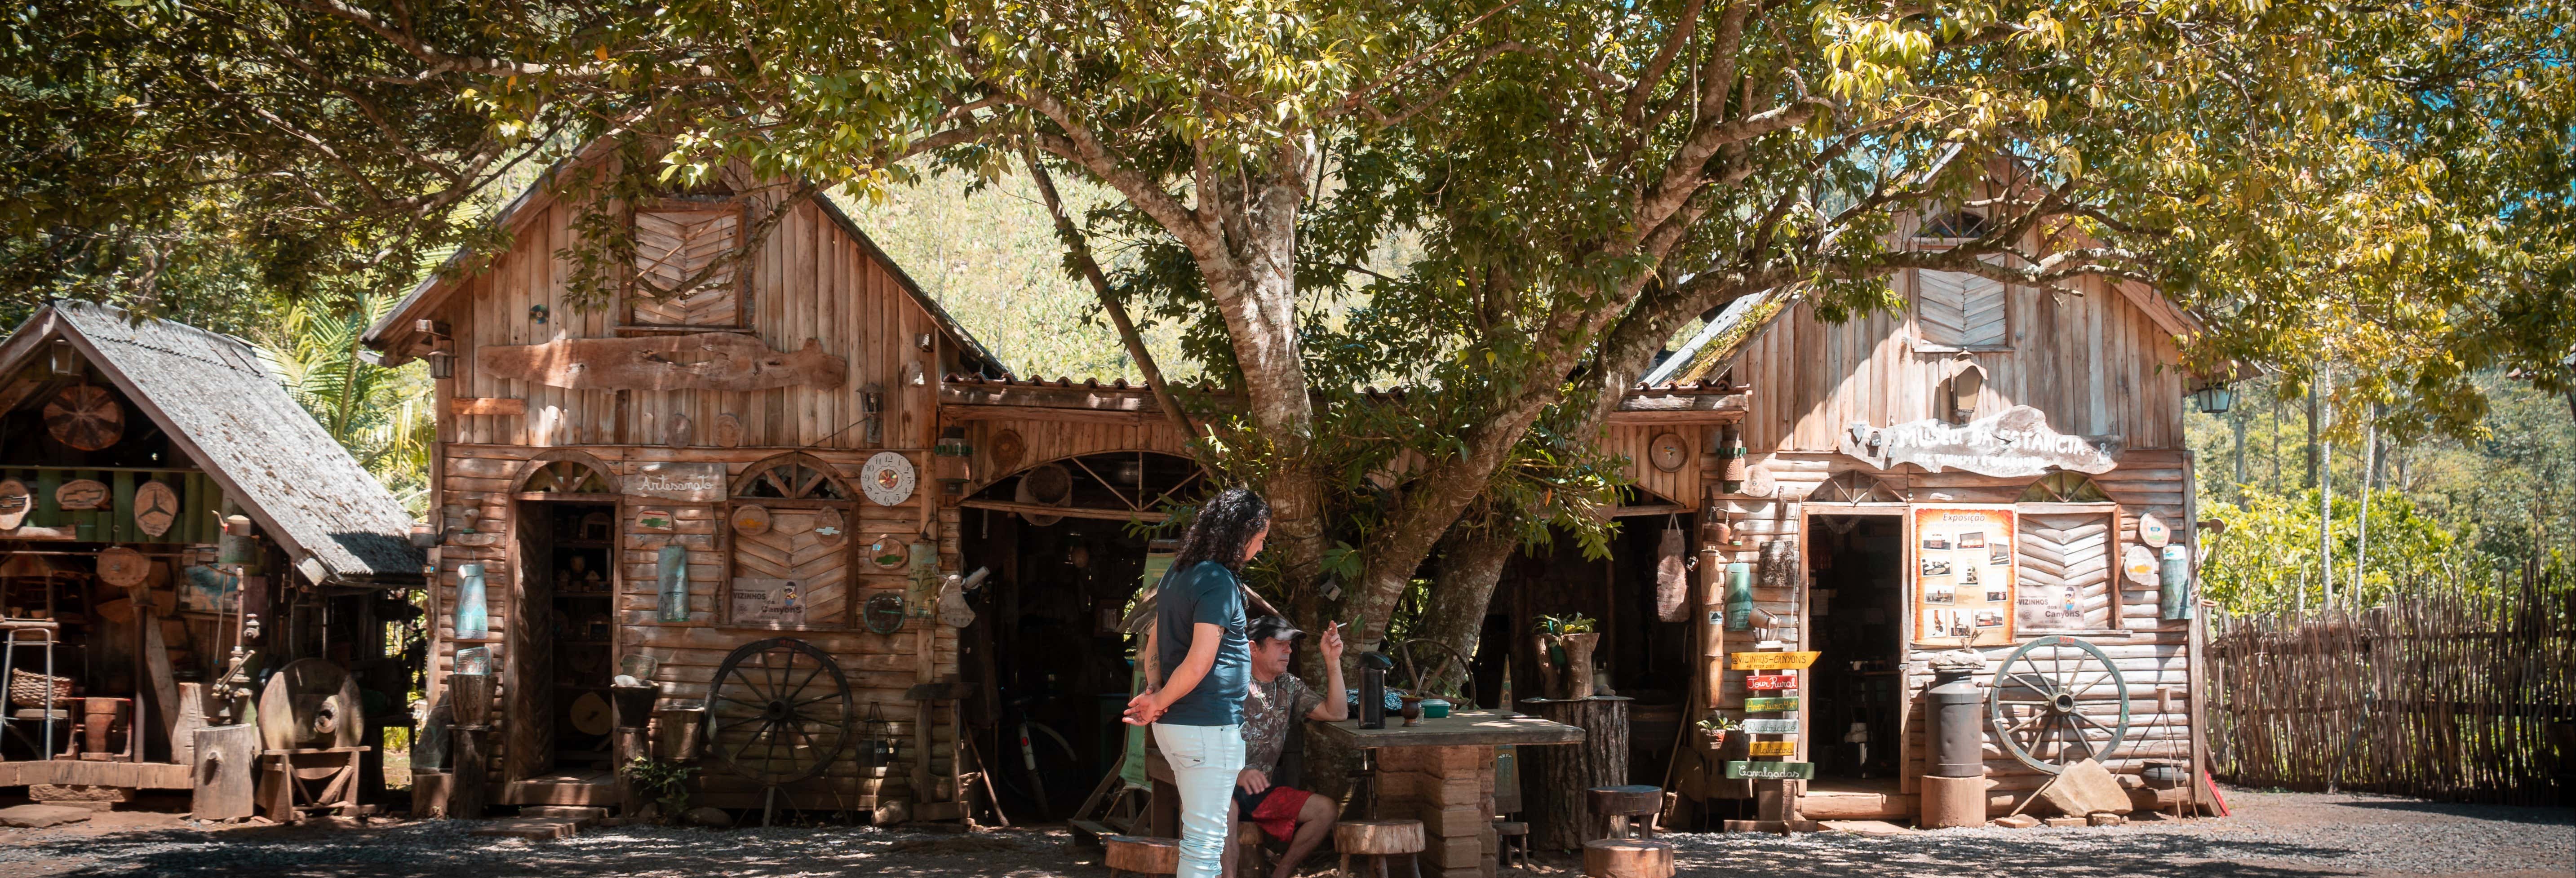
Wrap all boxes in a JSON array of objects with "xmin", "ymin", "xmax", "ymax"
[
  {"xmin": 1389, "ymin": 638, "xmax": 1473, "ymax": 701},
  {"xmin": 1988, "ymin": 634, "xmax": 2131, "ymax": 774},
  {"xmin": 706, "ymin": 637, "xmax": 855, "ymax": 785}
]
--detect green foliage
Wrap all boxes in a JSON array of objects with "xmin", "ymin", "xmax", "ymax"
[
  {"xmin": 255, "ymin": 294, "xmax": 433, "ymax": 511},
  {"xmin": 2199, "ymin": 488, "xmax": 2464, "ymax": 614},
  {"xmin": 1535, "ymin": 614, "xmax": 1596, "ymax": 635},
  {"xmin": 617, "ymin": 756, "xmax": 696, "ymax": 821}
]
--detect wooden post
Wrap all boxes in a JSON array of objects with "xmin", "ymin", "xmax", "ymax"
[
  {"xmin": 1519, "ymin": 696, "xmax": 1631, "ymax": 851},
  {"xmin": 411, "ymin": 771, "xmax": 454, "ymax": 819},
  {"xmin": 451, "ymin": 727, "xmax": 488, "ymax": 819},
  {"xmin": 612, "ymin": 727, "xmax": 649, "ymax": 816},
  {"xmin": 191, "ymin": 724, "xmax": 258, "ymax": 821}
]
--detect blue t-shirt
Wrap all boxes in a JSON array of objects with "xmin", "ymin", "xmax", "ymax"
[{"xmin": 1155, "ymin": 561, "xmax": 1249, "ymax": 727}]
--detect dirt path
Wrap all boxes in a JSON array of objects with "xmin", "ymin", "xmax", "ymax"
[{"xmin": 0, "ymin": 788, "xmax": 2564, "ymax": 878}]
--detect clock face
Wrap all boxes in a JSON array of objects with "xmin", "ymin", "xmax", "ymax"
[
  {"xmin": 863, "ymin": 592, "xmax": 906, "ymax": 634},
  {"xmin": 1649, "ymin": 432, "xmax": 1691, "ymax": 472},
  {"xmin": 862, "ymin": 452, "xmax": 916, "ymax": 506}
]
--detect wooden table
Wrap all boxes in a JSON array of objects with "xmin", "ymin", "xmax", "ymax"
[{"xmin": 1311, "ymin": 710, "xmax": 1584, "ymax": 878}]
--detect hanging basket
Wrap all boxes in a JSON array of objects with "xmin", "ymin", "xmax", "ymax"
[{"xmin": 9, "ymin": 668, "xmax": 71, "ymax": 707}]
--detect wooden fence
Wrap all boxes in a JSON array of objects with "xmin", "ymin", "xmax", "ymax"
[{"xmin": 2207, "ymin": 572, "xmax": 2576, "ymax": 806}]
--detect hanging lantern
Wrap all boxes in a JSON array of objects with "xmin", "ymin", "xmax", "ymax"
[
  {"xmin": 934, "ymin": 426, "xmax": 972, "ymax": 457},
  {"xmin": 1716, "ymin": 424, "xmax": 1748, "ymax": 494},
  {"xmin": 862, "ymin": 701, "xmax": 896, "ymax": 768},
  {"xmin": 2191, "ymin": 381, "xmax": 2235, "ymax": 414},
  {"xmin": 47, "ymin": 339, "xmax": 80, "ymax": 377},
  {"xmin": 423, "ymin": 348, "xmax": 455, "ymax": 380}
]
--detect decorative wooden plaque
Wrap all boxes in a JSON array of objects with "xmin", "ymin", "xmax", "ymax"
[
  {"xmin": 625, "ymin": 461, "xmax": 728, "ymax": 501},
  {"xmin": 1747, "ymin": 741, "xmax": 1798, "ymax": 757},
  {"xmin": 0, "ymin": 480, "xmax": 30, "ymax": 529},
  {"xmin": 729, "ymin": 503, "xmax": 772, "ymax": 536},
  {"xmin": 1728, "ymin": 652, "xmax": 1820, "ymax": 671},
  {"xmin": 713, "ymin": 412, "xmax": 744, "ymax": 448},
  {"xmin": 1743, "ymin": 696, "xmax": 1800, "ymax": 713},
  {"xmin": 1648, "ymin": 431, "xmax": 1690, "ymax": 472},
  {"xmin": 814, "ymin": 507, "xmax": 847, "ymax": 547},
  {"xmin": 97, "ymin": 546, "xmax": 151, "ymax": 589},
  {"xmin": 989, "ymin": 430, "xmax": 1026, "ymax": 473},
  {"xmin": 56, "ymin": 479, "xmax": 109, "ymax": 510},
  {"xmin": 663, "ymin": 413, "xmax": 695, "ymax": 448},
  {"xmin": 1739, "ymin": 718, "xmax": 1799, "ymax": 735},
  {"xmin": 635, "ymin": 508, "xmax": 676, "ymax": 532},
  {"xmin": 478, "ymin": 333, "xmax": 845, "ymax": 392},
  {"xmin": 1743, "ymin": 674, "xmax": 1798, "ymax": 691},
  {"xmin": 44, "ymin": 385, "xmax": 124, "ymax": 451},
  {"xmin": 729, "ymin": 576, "xmax": 807, "ymax": 628},
  {"xmin": 132, "ymin": 481, "xmax": 179, "ymax": 537},
  {"xmin": 1724, "ymin": 761, "xmax": 1815, "ymax": 780}
]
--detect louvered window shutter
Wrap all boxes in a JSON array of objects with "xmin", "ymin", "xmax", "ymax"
[
  {"xmin": 631, "ymin": 208, "xmax": 742, "ymax": 326},
  {"xmin": 1916, "ymin": 270, "xmax": 2008, "ymax": 349},
  {"xmin": 2014, "ymin": 511, "xmax": 2117, "ymax": 631}
]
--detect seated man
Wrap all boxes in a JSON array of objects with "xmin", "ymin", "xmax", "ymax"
[{"xmin": 1232, "ymin": 616, "xmax": 1347, "ymax": 878}]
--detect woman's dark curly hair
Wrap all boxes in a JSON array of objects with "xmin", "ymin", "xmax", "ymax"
[{"xmin": 1164, "ymin": 487, "xmax": 1272, "ymax": 578}]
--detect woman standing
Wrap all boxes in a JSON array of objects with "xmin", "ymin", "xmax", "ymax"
[{"xmin": 1123, "ymin": 488, "xmax": 1268, "ymax": 878}]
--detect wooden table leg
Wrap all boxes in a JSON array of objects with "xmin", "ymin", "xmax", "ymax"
[{"xmin": 1377, "ymin": 746, "xmax": 1498, "ymax": 878}]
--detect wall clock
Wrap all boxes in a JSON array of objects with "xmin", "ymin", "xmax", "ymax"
[
  {"xmin": 863, "ymin": 592, "xmax": 907, "ymax": 634},
  {"xmin": 1648, "ymin": 432, "xmax": 1692, "ymax": 472},
  {"xmin": 861, "ymin": 451, "xmax": 916, "ymax": 506}
]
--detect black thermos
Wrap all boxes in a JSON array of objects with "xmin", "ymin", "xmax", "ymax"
[{"xmin": 1360, "ymin": 666, "xmax": 1386, "ymax": 729}]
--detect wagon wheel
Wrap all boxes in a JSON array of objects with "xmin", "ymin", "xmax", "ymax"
[
  {"xmin": 1389, "ymin": 638, "xmax": 1474, "ymax": 701},
  {"xmin": 706, "ymin": 638, "xmax": 855, "ymax": 787},
  {"xmin": 1988, "ymin": 634, "xmax": 2132, "ymax": 774}
]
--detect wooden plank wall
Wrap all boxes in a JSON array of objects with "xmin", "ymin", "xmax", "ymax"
[
  {"xmin": 1736, "ymin": 271, "xmax": 2186, "ymax": 454},
  {"xmin": 962, "ymin": 416, "xmax": 1189, "ymax": 485},
  {"xmin": 1607, "ymin": 425, "xmax": 1703, "ymax": 510}
]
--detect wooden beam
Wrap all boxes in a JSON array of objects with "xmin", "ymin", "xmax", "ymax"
[
  {"xmin": 941, "ymin": 406, "xmax": 1161, "ymax": 426},
  {"xmin": 452, "ymin": 398, "xmax": 528, "ymax": 417},
  {"xmin": 957, "ymin": 498, "xmax": 1171, "ymax": 523}
]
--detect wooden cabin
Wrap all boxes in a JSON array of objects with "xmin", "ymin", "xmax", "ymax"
[{"xmin": 0, "ymin": 302, "xmax": 424, "ymax": 808}]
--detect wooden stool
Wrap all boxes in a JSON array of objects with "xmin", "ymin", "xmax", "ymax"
[
  {"xmin": 1235, "ymin": 821, "xmax": 1269, "ymax": 877},
  {"xmin": 1493, "ymin": 820, "xmax": 1530, "ymax": 869},
  {"xmin": 1334, "ymin": 819, "xmax": 1424, "ymax": 878},
  {"xmin": 1104, "ymin": 835, "xmax": 1180, "ymax": 878},
  {"xmin": 1581, "ymin": 839, "xmax": 1674, "ymax": 878},
  {"xmin": 1587, "ymin": 785, "xmax": 1664, "ymax": 839}
]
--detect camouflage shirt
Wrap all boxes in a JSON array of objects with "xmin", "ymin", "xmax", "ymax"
[{"xmin": 1240, "ymin": 672, "xmax": 1323, "ymax": 776}]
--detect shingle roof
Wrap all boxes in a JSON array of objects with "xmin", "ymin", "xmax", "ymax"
[{"xmin": 11, "ymin": 302, "xmax": 424, "ymax": 584}]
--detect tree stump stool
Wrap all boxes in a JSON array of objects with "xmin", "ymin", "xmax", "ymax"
[
  {"xmin": 1104, "ymin": 835, "xmax": 1180, "ymax": 878},
  {"xmin": 1581, "ymin": 839, "xmax": 1674, "ymax": 878},
  {"xmin": 1335, "ymin": 819, "xmax": 1425, "ymax": 878},
  {"xmin": 1587, "ymin": 786, "xmax": 1664, "ymax": 840},
  {"xmin": 1493, "ymin": 821, "xmax": 1530, "ymax": 869},
  {"xmin": 1235, "ymin": 822, "xmax": 1269, "ymax": 877}
]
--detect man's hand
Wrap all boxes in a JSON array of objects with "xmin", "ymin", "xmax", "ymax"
[
  {"xmin": 1237, "ymin": 768, "xmax": 1269, "ymax": 795},
  {"xmin": 1122, "ymin": 691, "xmax": 1165, "ymax": 726},
  {"xmin": 1318, "ymin": 621, "xmax": 1345, "ymax": 661}
]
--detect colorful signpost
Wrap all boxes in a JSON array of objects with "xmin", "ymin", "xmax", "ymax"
[
  {"xmin": 1740, "ymin": 718, "xmax": 1799, "ymax": 735},
  {"xmin": 1729, "ymin": 651, "xmax": 1821, "ymax": 670},
  {"xmin": 1744, "ymin": 696, "xmax": 1800, "ymax": 712},
  {"xmin": 1725, "ymin": 761, "xmax": 1817, "ymax": 780},
  {"xmin": 1743, "ymin": 674, "xmax": 1799, "ymax": 690},
  {"xmin": 1747, "ymin": 741, "xmax": 1797, "ymax": 757}
]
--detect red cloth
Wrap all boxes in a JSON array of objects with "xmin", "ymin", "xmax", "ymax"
[{"xmin": 1245, "ymin": 785, "xmax": 1314, "ymax": 841}]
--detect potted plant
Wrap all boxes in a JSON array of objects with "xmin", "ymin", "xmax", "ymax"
[
  {"xmin": 1534, "ymin": 615, "xmax": 1601, "ymax": 699},
  {"xmin": 1694, "ymin": 716, "xmax": 1742, "ymax": 754}
]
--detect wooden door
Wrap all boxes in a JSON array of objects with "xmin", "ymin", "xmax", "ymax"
[
  {"xmin": 2014, "ymin": 511, "xmax": 2116, "ymax": 631},
  {"xmin": 507, "ymin": 504, "xmax": 557, "ymax": 780},
  {"xmin": 728, "ymin": 507, "xmax": 850, "ymax": 627}
]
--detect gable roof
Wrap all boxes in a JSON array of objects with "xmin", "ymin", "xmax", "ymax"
[
  {"xmin": 357, "ymin": 154, "xmax": 1004, "ymax": 377},
  {"xmin": 0, "ymin": 302, "xmax": 425, "ymax": 585}
]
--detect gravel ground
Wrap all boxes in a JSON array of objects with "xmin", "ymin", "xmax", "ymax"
[{"xmin": 0, "ymin": 788, "xmax": 2565, "ymax": 878}]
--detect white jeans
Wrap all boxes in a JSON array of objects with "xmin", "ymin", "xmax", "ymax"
[{"xmin": 1153, "ymin": 723, "xmax": 1245, "ymax": 878}]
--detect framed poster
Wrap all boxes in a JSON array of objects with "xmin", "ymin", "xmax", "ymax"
[
  {"xmin": 729, "ymin": 576, "xmax": 809, "ymax": 628},
  {"xmin": 1912, "ymin": 505, "xmax": 2017, "ymax": 646}
]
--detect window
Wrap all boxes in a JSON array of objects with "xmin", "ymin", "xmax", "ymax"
[
  {"xmin": 2020, "ymin": 471, "xmax": 2111, "ymax": 503},
  {"xmin": 523, "ymin": 459, "xmax": 612, "ymax": 494},
  {"xmin": 1810, "ymin": 470, "xmax": 1907, "ymax": 504},
  {"xmin": 630, "ymin": 206, "xmax": 744, "ymax": 327},
  {"xmin": 724, "ymin": 456, "xmax": 855, "ymax": 629},
  {"xmin": 1915, "ymin": 270, "xmax": 2010, "ymax": 350},
  {"xmin": 1917, "ymin": 210, "xmax": 1992, "ymax": 239},
  {"xmin": 2014, "ymin": 510, "xmax": 2118, "ymax": 631}
]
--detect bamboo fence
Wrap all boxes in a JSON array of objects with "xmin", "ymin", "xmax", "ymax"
[{"xmin": 2207, "ymin": 569, "xmax": 2575, "ymax": 806}]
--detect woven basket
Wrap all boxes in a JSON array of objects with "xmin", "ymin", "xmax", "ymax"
[{"xmin": 9, "ymin": 668, "xmax": 71, "ymax": 708}]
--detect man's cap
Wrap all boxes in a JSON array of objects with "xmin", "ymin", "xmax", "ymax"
[{"xmin": 1247, "ymin": 615, "xmax": 1304, "ymax": 643}]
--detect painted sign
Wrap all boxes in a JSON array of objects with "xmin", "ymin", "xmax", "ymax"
[
  {"xmin": 1740, "ymin": 718, "xmax": 1800, "ymax": 735},
  {"xmin": 1747, "ymin": 741, "xmax": 1798, "ymax": 757},
  {"xmin": 1729, "ymin": 652, "xmax": 1821, "ymax": 670},
  {"xmin": 132, "ymin": 480, "xmax": 178, "ymax": 537},
  {"xmin": 1744, "ymin": 696, "xmax": 1800, "ymax": 712},
  {"xmin": 1914, "ymin": 505, "xmax": 2018, "ymax": 647},
  {"xmin": 626, "ymin": 461, "xmax": 728, "ymax": 501},
  {"xmin": 635, "ymin": 508, "xmax": 676, "ymax": 532},
  {"xmin": 2123, "ymin": 544, "xmax": 2159, "ymax": 586},
  {"xmin": 56, "ymin": 479, "xmax": 109, "ymax": 510},
  {"xmin": 1743, "ymin": 674, "xmax": 1799, "ymax": 691},
  {"xmin": 1840, "ymin": 405, "xmax": 2118, "ymax": 478},
  {"xmin": 731, "ymin": 576, "xmax": 808, "ymax": 628},
  {"xmin": 2138, "ymin": 512, "xmax": 2171, "ymax": 548},
  {"xmin": 1724, "ymin": 761, "xmax": 1816, "ymax": 780}
]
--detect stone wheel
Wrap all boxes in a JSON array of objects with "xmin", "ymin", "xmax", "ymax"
[
  {"xmin": 1987, "ymin": 634, "xmax": 2131, "ymax": 774},
  {"xmin": 706, "ymin": 637, "xmax": 854, "ymax": 785}
]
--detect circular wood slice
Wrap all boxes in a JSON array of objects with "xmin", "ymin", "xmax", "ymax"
[
  {"xmin": 813, "ymin": 507, "xmax": 847, "ymax": 547},
  {"xmin": 44, "ymin": 385, "xmax": 124, "ymax": 451},
  {"xmin": 96, "ymin": 546, "xmax": 151, "ymax": 589},
  {"xmin": 989, "ymin": 429, "xmax": 1025, "ymax": 472},
  {"xmin": 729, "ymin": 503, "xmax": 771, "ymax": 536},
  {"xmin": 1103, "ymin": 835, "xmax": 1180, "ymax": 874},
  {"xmin": 1333, "ymin": 820, "xmax": 1426, "ymax": 855},
  {"xmin": 1587, "ymin": 785, "xmax": 1665, "ymax": 817},
  {"xmin": 0, "ymin": 479, "xmax": 30, "ymax": 530},
  {"xmin": 132, "ymin": 480, "xmax": 178, "ymax": 537},
  {"xmin": 55, "ymin": 479, "xmax": 109, "ymax": 510},
  {"xmin": 713, "ymin": 412, "xmax": 743, "ymax": 448},
  {"xmin": 664, "ymin": 413, "xmax": 695, "ymax": 448},
  {"xmin": 1581, "ymin": 839, "xmax": 1674, "ymax": 878}
]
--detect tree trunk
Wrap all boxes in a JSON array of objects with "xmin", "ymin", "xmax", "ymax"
[
  {"xmin": 1420, "ymin": 525, "xmax": 1516, "ymax": 680},
  {"xmin": 1521, "ymin": 696, "xmax": 1631, "ymax": 851}
]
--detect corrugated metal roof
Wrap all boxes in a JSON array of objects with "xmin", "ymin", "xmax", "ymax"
[{"xmin": 31, "ymin": 302, "xmax": 424, "ymax": 584}]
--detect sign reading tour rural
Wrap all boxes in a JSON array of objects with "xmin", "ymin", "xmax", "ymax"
[
  {"xmin": 1840, "ymin": 405, "xmax": 2118, "ymax": 478},
  {"xmin": 1913, "ymin": 506, "xmax": 2018, "ymax": 647}
]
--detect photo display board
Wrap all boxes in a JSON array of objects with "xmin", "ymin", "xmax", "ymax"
[{"xmin": 1911, "ymin": 505, "xmax": 2017, "ymax": 646}]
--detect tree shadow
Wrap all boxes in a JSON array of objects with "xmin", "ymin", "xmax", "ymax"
[{"xmin": 2332, "ymin": 798, "xmax": 2576, "ymax": 826}]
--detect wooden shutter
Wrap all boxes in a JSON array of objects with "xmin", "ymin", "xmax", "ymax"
[
  {"xmin": 729, "ymin": 508, "xmax": 848, "ymax": 627},
  {"xmin": 2014, "ymin": 511, "xmax": 2115, "ymax": 631},
  {"xmin": 631, "ymin": 208, "xmax": 740, "ymax": 326},
  {"xmin": 1917, "ymin": 270, "xmax": 2008, "ymax": 349}
]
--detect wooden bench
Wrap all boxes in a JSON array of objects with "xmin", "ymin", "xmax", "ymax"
[
  {"xmin": 1104, "ymin": 835, "xmax": 1179, "ymax": 878},
  {"xmin": 1334, "ymin": 819, "xmax": 1424, "ymax": 878}
]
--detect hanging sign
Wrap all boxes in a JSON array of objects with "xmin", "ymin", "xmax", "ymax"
[
  {"xmin": 1747, "ymin": 741, "xmax": 1798, "ymax": 757},
  {"xmin": 729, "ymin": 503, "xmax": 772, "ymax": 536},
  {"xmin": 1743, "ymin": 674, "xmax": 1799, "ymax": 691},
  {"xmin": 2137, "ymin": 512, "xmax": 2172, "ymax": 548},
  {"xmin": 1740, "ymin": 718, "xmax": 1800, "ymax": 735},
  {"xmin": 1729, "ymin": 652, "xmax": 1820, "ymax": 671},
  {"xmin": 1914, "ymin": 505, "xmax": 2018, "ymax": 647},
  {"xmin": 1744, "ymin": 696, "xmax": 1800, "ymax": 712},
  {"xmin": 1724, "ymin": 761, "xmax": 1816, "ymax": 780},
  {"xmin": 2123, "ymin": 544, "xmax": 2160, "ymax": 587},
  {"xmin": 1840, "ymin": 405, "xmax": 2118, "ymax": 478},
  {"xmin": 132, "ymin": 481, "xmax": 179, "ymax": 537},
  {"xmin": 730, "ymin": 576, "xmax": 807, "ymax": 627},
  {"xmin": 625, "ymin": 461, "xmax": 727, "ymax": 501}
]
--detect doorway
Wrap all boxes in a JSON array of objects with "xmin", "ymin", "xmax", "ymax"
[
  {"xmin": 509, "ymin": 501, "xmax": 619, "ymax": 779},
  {"xmin": 1805, "ymin": 514, "xmax": 1904, "ymax": 781}
]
